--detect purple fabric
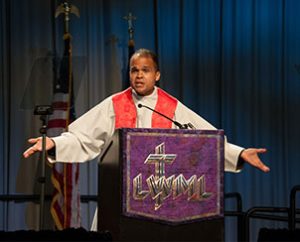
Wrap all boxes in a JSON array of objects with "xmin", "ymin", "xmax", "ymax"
[{"xmin": 122, "ymin": 128, "xmax": 224, "ymax": 224}]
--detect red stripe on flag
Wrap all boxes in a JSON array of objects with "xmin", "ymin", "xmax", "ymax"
[{"xmin": 48, "ymin": 119, "xmax": 67, "ymax": 129}]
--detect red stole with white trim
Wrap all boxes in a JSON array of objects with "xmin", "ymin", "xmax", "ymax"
[{"xmin": 112, "ymin": 87, "xmax": 177, "ymax": 129}]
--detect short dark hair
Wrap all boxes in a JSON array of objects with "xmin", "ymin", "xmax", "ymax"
[{"xmin": 130, "ymin": 48, "xmax": 159, "ymax": 71}]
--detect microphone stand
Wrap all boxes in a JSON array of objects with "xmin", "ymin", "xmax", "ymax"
[
  {"xmin": 137, "ymin": 103, "xmax": 195, "ymax": 130},
  {"xmin": 34, "ymin": 105, "xmax": 53, "ymax": 231}
]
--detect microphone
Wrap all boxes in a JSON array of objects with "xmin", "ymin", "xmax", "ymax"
[
  {"xmin": 137, "ymin": 103, "xmax": 187, "ymax": 129},
  {"xmin": 186, "ymin": 122, "xmax": 196, "ymax": 130}
]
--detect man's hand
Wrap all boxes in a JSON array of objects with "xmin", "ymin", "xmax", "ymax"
[
  {"xmin": 23, "ymin": 137, "xmax": 55, "ymax": 158},
  {"xmin": 240, "ymin": 148, "xmax": 270, "ymax": 172}
]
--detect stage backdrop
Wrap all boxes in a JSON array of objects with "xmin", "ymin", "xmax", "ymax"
[{"xmin": 1, "ymin": 0, "xmax": 300, "ymax": 241}]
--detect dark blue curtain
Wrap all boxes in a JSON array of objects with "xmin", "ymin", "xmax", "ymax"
[{"xmin": 1, "ymin": 0, "xmax": 300, "ymax": 240}]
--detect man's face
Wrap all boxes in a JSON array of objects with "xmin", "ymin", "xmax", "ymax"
[{"xmin": 130, "ymin": 56, "xmax": 160, "ymax": 96}]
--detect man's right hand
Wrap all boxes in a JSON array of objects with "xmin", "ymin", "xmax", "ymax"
[{"xmin": 23, "ymin": 137, "xmax": 55, "ymax": 158}]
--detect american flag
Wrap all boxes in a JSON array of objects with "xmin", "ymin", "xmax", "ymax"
[{"xmin": 48, "ymin": 34, "xmax": 81, "ymax": 229}]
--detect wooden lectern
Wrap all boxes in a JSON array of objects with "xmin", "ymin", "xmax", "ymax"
[{"xmin": 98, "ymin": 128, "xmax": 224, "ymax": 241}]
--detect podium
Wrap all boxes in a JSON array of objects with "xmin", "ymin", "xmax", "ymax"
[{"xmin": 98, "ymin": 128, "xmax": 224, "ymax": 241}]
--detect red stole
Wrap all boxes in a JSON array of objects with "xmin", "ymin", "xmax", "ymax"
[{"xmin": 112, "ymin": 87, "xmax": 178, "ymax": 129}]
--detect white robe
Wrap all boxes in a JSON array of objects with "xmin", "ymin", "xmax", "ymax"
[
  {"xmin": 48, "ymin": 87, "xmax": 244, "ymax": 230},
  {"xmin": 50, "ymin": 87, "xmax": 243, "ymax": 171}
]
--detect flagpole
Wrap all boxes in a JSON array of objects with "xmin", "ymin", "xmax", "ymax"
[
  {"xmin": 123, "ymin": 12, "xmax": 136, "ymax": 41},
  {"xmin": 123, "ymin": 12, "xmax": 136, "ymax": 89}
]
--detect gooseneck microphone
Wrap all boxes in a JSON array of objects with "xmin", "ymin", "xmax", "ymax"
[{"xmin": 138, "ymin": 103, "xmax": 187, "ymax": 129}]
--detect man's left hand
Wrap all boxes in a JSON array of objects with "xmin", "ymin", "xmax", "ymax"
[{"xmin": 240, "ymin": 148, "xmax": 270, "ymax": 172}]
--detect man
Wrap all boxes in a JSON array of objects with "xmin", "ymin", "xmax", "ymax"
[{"xmin": 23, "ymin": 48, "xmax": 269, "ymax": 173}]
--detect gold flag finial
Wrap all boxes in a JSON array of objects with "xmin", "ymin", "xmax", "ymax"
[
  {"xmin": 123, "ymin": 12, "xmax": 136, "ymax": 40},
  {"xmin": 55, "ymin": 1, "xmax": 80, "ymax": 35}
]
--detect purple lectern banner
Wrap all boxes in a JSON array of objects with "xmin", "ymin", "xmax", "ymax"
[{"xmin": 121, "ymin": 128, "xmax": 224, "ymax": 225}]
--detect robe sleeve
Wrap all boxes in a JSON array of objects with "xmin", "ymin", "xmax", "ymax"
[
  {"xmin": 48, "ymin": 96, "xmax": 115, "ymax": 163},
  {"xmin": 174, "ymin": 101, "xmax": 244, "ymax": 173}
]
